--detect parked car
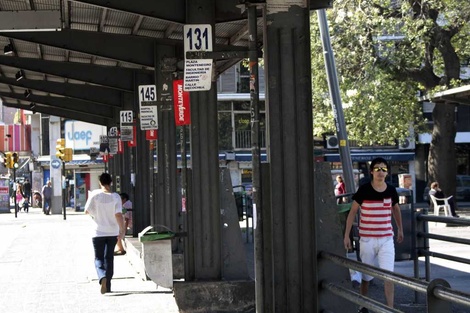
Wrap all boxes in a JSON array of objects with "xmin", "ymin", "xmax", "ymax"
[{"xmin": 423, "ymin": 175, "xmax": 470, "ymax": 202}]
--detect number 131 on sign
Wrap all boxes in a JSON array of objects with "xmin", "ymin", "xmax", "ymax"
[{"xmin": 184, "ymin": 24, "xmax": 213, "ymax": 52}]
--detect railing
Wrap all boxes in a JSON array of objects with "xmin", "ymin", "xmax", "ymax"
[
  {"xmin": 235, "ymin": 130, "xmax": 266, "ymax": 149},
  {"xmin": 320, "ymin": 251, "xmax": 470, "ymax": 313},
  {"xmin": 417, "ymin": 212, "xmax": 470, "ymax": 281},
  {"xmin": 319, "ymin": 207, "xmax": 470, "ymax": 312}
]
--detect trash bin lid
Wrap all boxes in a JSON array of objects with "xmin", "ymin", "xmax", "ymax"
[
  {"xmin": 138, "ymin": 225, "xmax": 175, "ymax": 242},
  {"xmin": 139, "ymin": 231, "xmax": 174, "ymax": 242}
]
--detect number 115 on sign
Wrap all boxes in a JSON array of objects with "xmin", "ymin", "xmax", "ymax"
[{"xmin": 120, "ymin": 110, "xmax": 133, "ymax": 124}]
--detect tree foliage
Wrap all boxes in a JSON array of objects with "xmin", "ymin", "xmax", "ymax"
[{"xmin": 310, "ymin": 0, "xmax": 470, "ymax": 195}]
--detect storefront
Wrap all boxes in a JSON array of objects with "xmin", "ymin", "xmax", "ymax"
[{"xmin": 39, "ymin": 157, "xmax": 104, "ymax": 211}]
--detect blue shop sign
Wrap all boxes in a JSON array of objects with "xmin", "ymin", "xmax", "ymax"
[{"xmin": 324, "ymin": 152, "xmax": 414, "ymax": 162}]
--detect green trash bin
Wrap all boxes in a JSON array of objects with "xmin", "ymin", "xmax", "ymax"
[
  {"xmin": 338, "ymin": 202, "xmax": 356, "ymax": 253},
  {"xmin": 138, "ymin": 226, "xmax": 175, "ymax": 288}
]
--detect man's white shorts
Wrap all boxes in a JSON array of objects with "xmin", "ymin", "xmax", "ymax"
[{"xmin": 359, "ymin": 236, "xmax": 395, "ymax": 281}]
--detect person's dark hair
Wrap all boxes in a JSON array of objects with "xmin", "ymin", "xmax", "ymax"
[
  {"xmin": 120, "ymin": 192, "xmax": 129, "ymax": 201},
  {"xmin": 99, "ymin": 172, "xmax": 112, "ymax": 186},
  {"xmin": 369, "ymin": 157, "xmax": 389, "ymax": 172}
]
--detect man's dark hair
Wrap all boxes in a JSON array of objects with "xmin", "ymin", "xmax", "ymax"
[
  {"xmin": 99, "ymin": 172, "xmax": 112, "ymax": 186},
  {"xmin": 369, "ymin": 157, "xmax": 389, "ymax": 172},
  {"xmin": 120, "ymin": 192, "xmax": 129, "ymax": 201}
]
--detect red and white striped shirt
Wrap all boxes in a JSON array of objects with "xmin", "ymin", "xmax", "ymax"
[
  {"xmin": 359, "ymin": 198, "xmax": 393, "ymax": 237},
  {"xmin": 352, "ymin": 182, "xmax": 398, "ymax": 238}
]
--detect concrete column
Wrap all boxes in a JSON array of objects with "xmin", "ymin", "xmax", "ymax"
[
  {"xmin": 132, "ymin": 71, "xmax": 154, "ymax": 234},
  {"xmin": 264, "ymin": 2, "xmax": 316, "ymax": 312},
  {"xmin": 186, "ymin": 0, "xmax": 221, "ymax": 280},
  {"xmin": 154, "ymin": 46, "xmax": 178, "ymax": 235}
]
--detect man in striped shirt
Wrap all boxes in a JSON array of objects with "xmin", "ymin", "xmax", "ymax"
[{"xmin": 343, "ymin": 157, "xmax": 404, "ymax": 312}]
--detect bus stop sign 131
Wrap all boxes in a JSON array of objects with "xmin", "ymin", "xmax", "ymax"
[{"xmin": 183, "ymin": 24, "xmax": 213, "ymax": 92}]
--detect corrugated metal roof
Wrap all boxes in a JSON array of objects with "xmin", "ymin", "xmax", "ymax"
[{"xmin": 0, "ymin": 1, "xmax": 270, "ymax": 118}]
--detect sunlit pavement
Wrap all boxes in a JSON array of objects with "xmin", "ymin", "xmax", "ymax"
[{"xmin": 0, "ymin": 207, "xmax": 179, "ymax": 313}]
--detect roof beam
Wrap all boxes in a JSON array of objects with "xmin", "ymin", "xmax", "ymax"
[
  {"xmin": 0, "ymin": 91, "xmax": 115, "ymax": 119},
  {"xmin": 0, "ymin": 10, "xmax": 61, "ymax": 32},
  {"xmin": 1, "ymin": 29, "xmax": 166, "ymax": 67},
  {"xmin": 72, "ymin": 0, "xmax": 271, "ymax": 24},
  {"xmin": 0, "ymin": 29, "xmax": 246, "ymax": 67},
  {"xmin": 0, "ymin": 55, "xmax": 151, "ymax": 91},
  {"xmin": 0, "ymin": 76, "xmax": 124, "ymax": 107},
  {"xmin": 4, "ymin": 102, "xmax": 111, "ymax": 126},
  {"xmin": 72, "ymin": 0, "xmax": 186, "ymax": 24},
  {"xmin": 441, "ymin": 96, "xmax": 470, "ymax": 106}
]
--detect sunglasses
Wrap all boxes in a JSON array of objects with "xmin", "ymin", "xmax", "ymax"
[{"xmin": 372, "ymin": 167, "xmax": 388, "ymax": 172}]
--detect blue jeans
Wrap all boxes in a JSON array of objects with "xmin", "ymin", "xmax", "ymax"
[
  {"xmin": 43, "ymin": 197, "xmax": 51, "ymax": 214},
  {"xmin": 92, "ymin": 236, "xmax": 117, "ymax": 292}
]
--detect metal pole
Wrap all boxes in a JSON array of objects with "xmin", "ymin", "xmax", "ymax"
[
  {"xmin": 412, "ymin": 207, "xmax": 420, "ymax": 303},
  {"xmin": 424, "ymin": 210, "xmax": 431, "ymax": 281},
  {"xmin": 247, "ymin": 4, "xmax": 264, "ymax": 312},
  {"xmin": 181, "ymin": 125, "xmax": 193, "ymax": 280},
  {"xmin": 181, "ymin": 126, "xmax": 187, "ymax": 214},
  {"xmin": 13, "ymin": 168, "xmax": 17, "ymax": 218},
  {"xmin": 62, "ymin": 161, "xmax": 66, "ymax": 220},
  {"xmin": 317, "ymin": 10, "xmax": 355, "ymax": 194}
]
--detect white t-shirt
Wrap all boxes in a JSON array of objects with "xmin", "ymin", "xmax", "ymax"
[{"xmin": 85, "ymin": 189, "xmax": 123, "ymax": 237}]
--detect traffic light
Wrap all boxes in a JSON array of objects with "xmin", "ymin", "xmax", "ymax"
[
  {"xmin": 64, "ymin": 148, "xmax": 73, "ymax": 162},
  {"xmin": 56, "ymin": 138, "xmax": 66, "ymax": 161},
  {"xmin": 2, "ymin": 152, "xmax": 12, "ymax": 168},
  {"xmin": 11, "ymin": 152, "xmax": 19, "ymax": 169}
]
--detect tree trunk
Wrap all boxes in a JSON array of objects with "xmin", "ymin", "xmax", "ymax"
[{"xmin": 428, "ymin": 103, "xmax": 457, "ymax": 200}]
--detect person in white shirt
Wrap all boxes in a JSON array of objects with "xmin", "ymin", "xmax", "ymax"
[{"xmin": 85, "ymin": 173, "xmax": 125, "ymax": 294}]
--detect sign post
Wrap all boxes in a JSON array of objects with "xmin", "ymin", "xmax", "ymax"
[
  {"xmin": 120, "ymin": 110, "xmax": 134, "ymax": 142},
  {"xmin": 138, "ymin": 85, "xmax": 158, "ymax": 130},
  {"xmin": 183, "ymin": 24, "xmax": 213, "ymax": 91}
]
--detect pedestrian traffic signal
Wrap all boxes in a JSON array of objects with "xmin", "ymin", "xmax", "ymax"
[
  {"xmin": 2, "ymin": 152, "xmax": 12, "ymax": 168},
  {"xmin": 56, "ymin": 138, "xmax": 66, "ymax": 161},
  {"xmin": 11, "ymin": 152, "xmax": 19, "ymax": 169}
]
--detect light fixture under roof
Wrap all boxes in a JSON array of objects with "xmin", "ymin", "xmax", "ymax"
[
  {"xmin": 15, "ymin": 70, "xmax": 24, "ymax": 81},
  {"xmin": 3, "ymin": 44, "xmax": 13, "ymax": 55},
  {"xmin": 24, "ymin": 89, "xmax": 31, "ymax": 98},
  {"xmin": 29, "ymin": 102, "xmax": 36, "ymax": 114}
]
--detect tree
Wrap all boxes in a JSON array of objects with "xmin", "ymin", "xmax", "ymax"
[{"xmin": 310, "ymin": 0, "xmax": 470, "ymax": 198}]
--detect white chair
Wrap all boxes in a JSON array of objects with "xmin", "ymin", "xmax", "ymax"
[{"xmin": 430, "ymin": 194, "xmax": 452, "ymax": 216}]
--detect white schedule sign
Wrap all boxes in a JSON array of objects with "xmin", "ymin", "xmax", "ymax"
[
  {"xmin": 183, "ymin": 24, "xmax": 213, "ymax": 92},
  {"xmin": 138, "ymin": 85, "xmax": 158, "ymax": 130}
]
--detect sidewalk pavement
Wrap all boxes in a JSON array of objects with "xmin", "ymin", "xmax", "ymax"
[{"xmin": 0, "ymin": 207, "xmax": 179, "ymax": 313}]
